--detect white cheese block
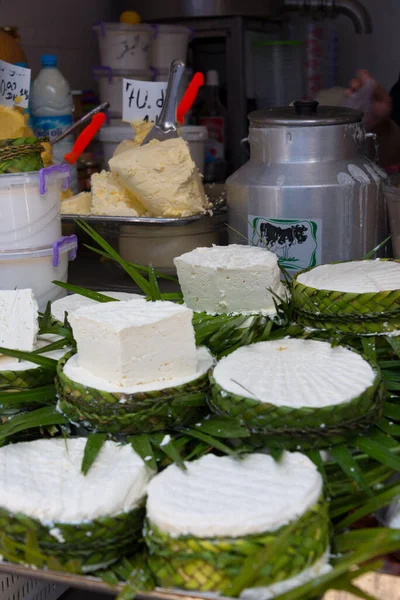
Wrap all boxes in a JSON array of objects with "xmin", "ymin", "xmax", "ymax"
[
  {"xmin": 91, "ymin": 170, "xmax": 146, "ymax": 217},
  {"xmin": 240, "ymin": 549, "xmax": 332, "ymax": 600},
  {"xmin": 146, "ymin": 452, "xmax": 322, "ymax": 538},
  {"xmin": 69, "ymin": 299, "xmax": 197, "ymax": 386},
  {"xmin": 0, "ymin": 438, "xmax": 152, "ymax": 524},
  {"xmin": 63, "ymin": 346, "xmax": 214, "ymax": 393},
  {"xmin": 213, "ymin": 338, "xmax": 375, "ymax": 408},
  {"xmin": 51, "ymin": 291, "xmax": 141, "ymax": 322},
  {"xmin": 297, "ymin": 259, "xmax": 400, "ymax": 293},
  {"xmin": 109, "ymin": 137, "xmax": 209, "ymax": 218},
  {"xmin": 0, "ymin": 289, "xmax": 39, "ymax": 352},
  {"xmin": 174, "ymin": 244, "xmax": 287, "ymax": 315}
]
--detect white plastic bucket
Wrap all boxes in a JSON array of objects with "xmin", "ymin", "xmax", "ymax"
[
  {"xmin": 0, "ymin": 165, "xmax": 70, "ymax": 250},
  {"xmin": 94, "ymin": 67, "xmax": 152, "ymax": 117},
  {"xmin": 151, "ymin": 25, "xmax": 191, "ymax": 70},
  {"xmin": 93, "ymin": 22, "xmax": 153, "ymax": 70},
  {"xmin": 180, "ymin": 126, "xmax": 208, "ymax": 175},
  {"xmin": 98, "ymin": 121, "xmax": 133, "ymax": 166},
  {"xmin": 0, "ymin": 236, "xmax": 78, "ymax": 311}
]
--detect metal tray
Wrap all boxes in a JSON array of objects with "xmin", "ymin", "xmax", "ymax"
[
  {"xmin": 0, "ymin": 561, "xmax": 230, "ymax": 600},
  {"xmin": 61, "ymin": 214, "xmax": 207, "ymax": 227}
]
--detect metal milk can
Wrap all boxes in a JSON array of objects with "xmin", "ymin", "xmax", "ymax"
[{"xmin": 227, "ymin": 101, "xmax": 388, "ymax": 273}]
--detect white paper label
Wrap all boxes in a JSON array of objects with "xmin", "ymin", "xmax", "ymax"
[
  {"xmin": 122, "ymin": 78, "xmax": 167, "ymax": 123},
  {"xmin": 248, "ymin": 216, "xmax": 322, "ymax": 272},
  {"xmin": 0, "ymin": 60, "xmax": 30, "ymax": 109}
]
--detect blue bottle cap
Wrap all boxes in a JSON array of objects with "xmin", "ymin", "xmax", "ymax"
[{"xmin": 41, "ymin": 54, "xmax": 57, "ymax": 67}]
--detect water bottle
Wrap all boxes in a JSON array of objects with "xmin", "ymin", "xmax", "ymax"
[{"xmin": 31, "ymin": 54, "xmax": 77, "ymax": 191}]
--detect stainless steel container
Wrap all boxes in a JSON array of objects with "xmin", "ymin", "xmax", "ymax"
[{"xmin": 227, "ymin": 101, "xmax": 388, "ymax": 273}]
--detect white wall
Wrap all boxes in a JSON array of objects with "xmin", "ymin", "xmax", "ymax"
[
  {"xmin": 0, "ymin": 0, "xmax": 113, "ymax": 89},
  {"xmin": 336, "ymin": 0, "xmax": 400, "ymax": 92}
]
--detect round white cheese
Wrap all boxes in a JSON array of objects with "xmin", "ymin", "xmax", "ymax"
[
  {"xmin": 0, "ymin": 438, "xmax": 152, "ymax": 524},
  {"xmin": 51, "ymin": 291, "xmax": 141, "ymax": 322},
  {"xmin": 240, "ymin": 548, "xmax": 332, "ymax": 600},
  {"xmin": 297, "ymin": 260, "xmax": 400, "ymax": 293},
  {"xmin": 174, "ymin": 244, "xmax": 287, "ymax": 315},
  {"xmin": 213, "ymin": 338, "xmax": 375, "ymax": 409},
  {"xmin": 146, "ymin": 452, "xmax": 322, "ymax": 538},
  {"xmin": 63, "ymin": 346, "xmax": 214, "ymax": 393}
]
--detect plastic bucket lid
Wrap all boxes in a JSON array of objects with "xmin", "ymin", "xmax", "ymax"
[
  {"xmin": 99, "ymin": 122, "xmax": 133, "ymax": 143},
  {"xmin": 152, "ymin": 24, "xmax": 191, "ymax": 36},
  {"xmin": 93, "ymin": 22, "xmax": 153, "ymax": 34},
  {"xmin": 0, "ymin": 165, "xmax": 70, "ymax": 191},
  {"xmin": 93, "ymin": 67, "xmax": 152, "ymax": 79},
  {"xmin": 180, "ymin": 126, "xmax": 208, "ymax": 141},
  {"xmin": 0, "ymin": 236, "xmax": 77, "ymax": 266}
]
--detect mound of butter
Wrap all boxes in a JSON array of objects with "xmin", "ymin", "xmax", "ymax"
[{"xmin": 109, "ymin": 137, "xmax": 209, "ymax": 218}]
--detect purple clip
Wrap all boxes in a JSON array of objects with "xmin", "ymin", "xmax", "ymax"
[
  {"xmin": 93, "ymin": 21, "xmax": 105, "ymax": 37},
  {"xmin": 152, "ymin": 24, "xmax": 159, "ymax": 39},
  {"xmin": 39, "ymin": 164, "xmax": 70, "ymax": 195},
  {"xmin": 52, "ymin": 235, "xmax": 78, "ymax": 268},
  {"xmin": 93, "ymin": 66, "xmax": 113, "ymax": 83},
  {"xmin": 150, "ymin": 66, "xmax": 159, "ymax": 81}
]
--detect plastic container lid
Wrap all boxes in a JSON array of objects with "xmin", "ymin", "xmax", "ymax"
[
  {"xmin": 180, "ymin": 126, "xmax": 208, "ymax": 141},
  {"xmin": 93, "ymin": 67, "xmax": 152, "ymax": 79},
  {"xmin": 0, "ymin": 237, "xmax": 77, "ymax": 262},
  {"xmin": 0, "ymin": 165, "xmax": 70, "ymax": 190},
  {"xmin": 41, "ymin": 54, "xmax": 57, "ymax": 67},
  {"xmin": 93, "ymin": 22, "xmax": 152, "ymax": 34},
  {"xmin": 99, "ymin": 122, "xmax": 133, "ymax": 143}
]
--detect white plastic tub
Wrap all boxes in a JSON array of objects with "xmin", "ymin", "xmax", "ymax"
[
  {"xmin": 93, "ymin": 22, "xmax": 153, "ymax": 70},
  {"xmin": 94, "ymin": 67, "xmax": 152, "ymax": 117},
  {"xmin": 0, "ymin": 165, "xmax": 70, "ymax": 250},
  {"xmin": 151, "ymin": 24, "xmax": 191, "ymax": 70},
  {"xmin": 0, "ymin": 236, "xmax": 78, "ymax": 311},
  {"xmin": 180, "ymin": 126, "xmax": 208, "ymax": 175},
  {"xmin": 98, "ymin": 121, "xmax": 133, "ymax": 167}
]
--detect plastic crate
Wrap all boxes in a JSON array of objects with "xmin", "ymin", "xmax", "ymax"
[{"xmin": 0, "ymin": 574, "xmax": 68, "ymax": 600}]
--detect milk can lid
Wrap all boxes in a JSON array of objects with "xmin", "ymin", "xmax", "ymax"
[{"xmin": 249, "ymin": 101, "xmax": 363, "ymax": 127}]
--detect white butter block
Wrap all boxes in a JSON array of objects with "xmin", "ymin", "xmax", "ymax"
[
  {"xmin": 69, "ymin": 299, "xmax": 197, "ymax": 386},
  {"xmin": 174, "ymin": 244, "xmax": 286, "ymax": 315},
  {"xmin": 109, "ymin": 137, "xmax": 209, "ymax": 218},
  {"xmin": 0, "ymin": 289, "xmax": 39, "ymax": 351}
]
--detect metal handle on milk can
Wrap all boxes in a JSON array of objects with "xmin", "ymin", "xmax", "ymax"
[
  {"xmin": 365, "ymin": 132, "xmax": 380, "ymax": 165},
  {"xmin": 241, "ymin": 137, "xmax": 250, "ymax": 156}
]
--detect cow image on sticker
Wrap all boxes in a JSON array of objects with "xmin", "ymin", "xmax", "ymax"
[
  {"xmin": 248, "ymin": 217, "xmax": 322, "ymax": 272},
  {"xmin": 259, "ymin": 222, "xmax": 308, "ymax": 259}
]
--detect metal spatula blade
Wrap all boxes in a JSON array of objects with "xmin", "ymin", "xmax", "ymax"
[{"xmin": 141, "ymin": 59, "xmax": 186, "ymax": 146}]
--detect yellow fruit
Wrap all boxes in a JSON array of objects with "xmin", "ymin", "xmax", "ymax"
[{"xmin": 120, "ymin": 10, "xmax": 141, "ymax": 24}]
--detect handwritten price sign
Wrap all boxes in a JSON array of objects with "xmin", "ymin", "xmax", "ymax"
[
  {"xmin": 122, "ymin": 79, "xmax": 168, "ymax": 123},
  {"xmin": 0, "ymin": 60, "xmax": 31, "ymax": 109}
]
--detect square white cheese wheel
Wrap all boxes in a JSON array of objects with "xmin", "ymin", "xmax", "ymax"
[
  {"xmin": 69, "ymin": 299, "xmax": 197, "ymax": 386},
  {"xmin": 109, "ymin": 137, "xmax": 209, "ymax": 218},
  {"xmin": 0, "ymin": 289, "xmax": 39, "ymax": 351},
  {"xmin": 174, "ymin": 244, "xmax": 286, "ymax": 315}
]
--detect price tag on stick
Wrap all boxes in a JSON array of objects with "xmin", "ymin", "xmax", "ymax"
[
  {"xmin": 0, "ymin": 60, "xmax": 31, "ymax": 109},
  {"xmin": 122, "ymin": 78, "xmax": 168, "ymax": 123}
]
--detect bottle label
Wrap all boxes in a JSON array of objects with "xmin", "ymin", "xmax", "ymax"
[
  {"xmin": 199, "ymin": 117, "xmax": 225, "ymax": 161},
  {"xmin": 34, "ymin": 115, "xmax": 73, "ymax": 142},
  {"xmin": 248, "ymin": 216, "xmax": 322, "ymax": 273}
]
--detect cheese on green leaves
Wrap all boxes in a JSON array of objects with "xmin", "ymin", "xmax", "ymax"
[
  {"xmin": 297, "ymin": 260, "xmax": 400, "ymax": 293},
  {"xmin": 146, "ymin": 452, "xmax": 322, "ymax": 538},
  {"xmin": 174, "ymin": 245, "xmax": 286, "ymax": 315},
  {"xmin": 213, "ymin": 338, "xmax": 375, "ymax": 408},
  {"xmin": 0, "ymin": 438, "xmax": 151, "ymax": 524},
  {"xmin": 0, "ymin": 289, "xmax": 38, "ymax": 352},
  {"xmin": 69, "ymin": 299, "xmax": 197, "ymax": 387}
]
